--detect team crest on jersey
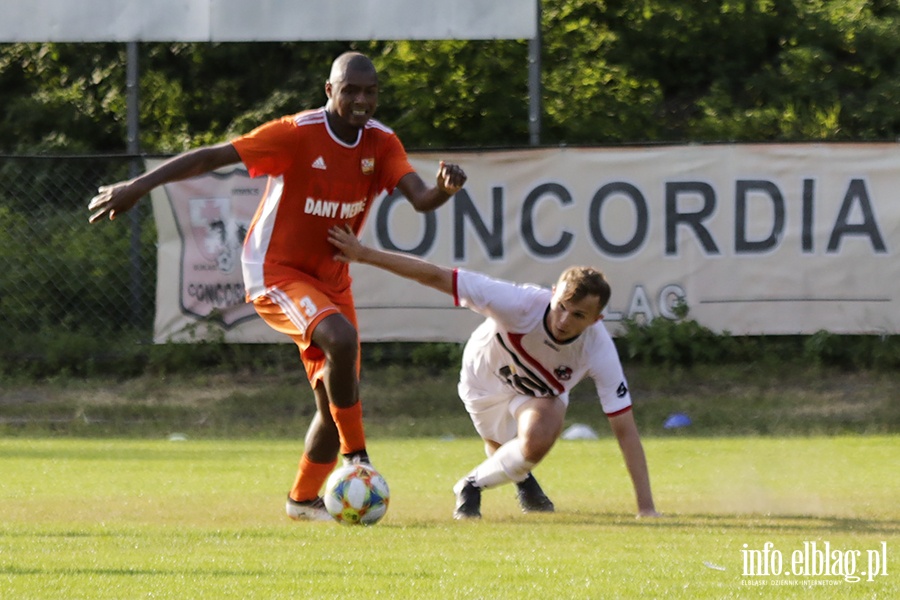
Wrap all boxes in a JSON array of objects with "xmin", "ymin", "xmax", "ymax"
[
  {"xmin": 554, "ymin": 366, "xmax": 573, "ymax": 381},
  {"xmin": 361, "ymin": 158, "xmax": 375, "ymax": 175}
]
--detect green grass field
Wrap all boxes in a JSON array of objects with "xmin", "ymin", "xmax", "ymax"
[{"xmin": 1, "ymin": 436, "xmax": 897, "ymax": 599}]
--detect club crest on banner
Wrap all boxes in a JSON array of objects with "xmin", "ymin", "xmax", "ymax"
[
  {"xmin": 188, "ymin": 198, "xmax": 245, "ymax": 274},
  {"xmin": 163, "ymin": 171, "xmax": 261, "ymax": 329}
]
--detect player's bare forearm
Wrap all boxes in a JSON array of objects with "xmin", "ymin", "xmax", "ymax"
[
  {"xmin": 88, "ymin": 143, "xmax": 240, "ymax": 223},
  {"xmin": 398, "ymin": 161, "xmax": 467, "ymax": 212},
  {"xmin": 608, "ymin": 410, "xmax": 660, "ymax": 518},
  {"xmin": 328, "ymin": 226, "xmax": 454, "ymax": 295},
  {"xmin": 412, "ymin": 187, "xmax": 453, "ymax": 212}
]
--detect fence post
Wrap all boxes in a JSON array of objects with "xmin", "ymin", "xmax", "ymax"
[
  {"xmin": 528, "ymin": 0, "xmax": 542, "ymax": 146},
  {"xmin": 127, "ymin": 41, "xmax": 143, "ymax": 328}
]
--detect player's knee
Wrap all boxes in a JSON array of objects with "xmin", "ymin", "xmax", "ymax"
[
  {"xmin": 520, "ymin": 434, "xmax": 554, "ymax": 463},
  {"xmin": 313, "ymin": 315, "xmax": 359, "ymax": 364},
  {"xmin": 517, "ymin": 407, "xmax": 563, "ymax": 462}
]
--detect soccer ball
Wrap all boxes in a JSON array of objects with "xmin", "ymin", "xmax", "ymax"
[{"xmin": 323, "ymin": 463, "xmax": 390, "ymax": 525}]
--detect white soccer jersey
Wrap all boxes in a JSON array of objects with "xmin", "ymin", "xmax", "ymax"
[{"xmin": 452, "ymin": 269, "xmax": 632, "ymax": 416}]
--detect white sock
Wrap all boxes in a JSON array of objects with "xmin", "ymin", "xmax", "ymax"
[{"xmin": 467, "ymin": 439, "xmax": 536, "ymax": 489}]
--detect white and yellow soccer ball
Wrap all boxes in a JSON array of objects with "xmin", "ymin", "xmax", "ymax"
[{"xmin": 323, "ymin": 463, "xmax": 390, "ymax": 525}]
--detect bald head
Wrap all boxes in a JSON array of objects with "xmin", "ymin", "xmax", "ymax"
[
  {"xmin": 324, "ymin": 52, "xmax": 380, "ymax": 141},
  {"xmin": 328, "ymin": 52, "xmax": 377, "ymax": 85}
]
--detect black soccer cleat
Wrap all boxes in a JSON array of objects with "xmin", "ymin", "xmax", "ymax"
[
  {"xmin": 453, "ymin": 478, "xmax": 482, "ymax": 520},
  {"xmin": 342, "ymin": 450, "xmax": 371, "ymax": 466},
  {"xmin": 515, "ymin": 473, "xmax": 555, "ymax": 513}
]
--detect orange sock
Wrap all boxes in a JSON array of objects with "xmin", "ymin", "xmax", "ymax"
[
  {"xmin": 329, "ymin": 401, "xmax": 366, "ymax": 455},
  {"xmin": 289, "ymin": 454, "xmax": 337, "ymax": 502}
]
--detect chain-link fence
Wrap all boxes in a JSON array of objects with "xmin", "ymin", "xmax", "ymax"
[{"xmin": 0, "ymin": 155, "xmax": 157, "ymax": 340}]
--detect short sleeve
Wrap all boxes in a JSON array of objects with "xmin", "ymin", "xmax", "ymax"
[
  {"xmin": 455, "ymin": 269, "xmax": 548, "ymax": 331},
  {"xmin": 231, "ymin": 117, "xmax": 298, "ymax": 178},
  {"xmin": 586, "ymin": 327, "xmax": 633, "ymax": 415},
  {"xmin": 375, "ymin": 132, "xmax": 415, "ymax": 194}
]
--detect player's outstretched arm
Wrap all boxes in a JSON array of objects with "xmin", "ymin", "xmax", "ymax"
[
  {"xmin": 396, "ymin": 161, "xmax": 467, "ymax": 213},
  {"xmin": 88, "ymin": 143, "xmax": 241, "ymax": 223},
  {"xmin": 328, "ymin": 225, "xmax": 454, "ymax": 295},
  {"xmin": 608, "ymin": 409, "xmax": 661, "ymax": 518}
]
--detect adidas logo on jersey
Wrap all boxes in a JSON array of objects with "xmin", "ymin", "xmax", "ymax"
[{"xmin": 312, "ymin": 156, "xmax": 327, "ymax": 170}]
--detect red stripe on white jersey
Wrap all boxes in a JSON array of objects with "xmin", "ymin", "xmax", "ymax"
[{"xmin": 506, "ymin": 332, "xmax": 565, "ymax": 395}]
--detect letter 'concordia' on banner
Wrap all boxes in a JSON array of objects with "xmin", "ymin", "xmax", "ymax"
[{"xmin": 150, "ymin": 144, "xmax": 900, "ymax": 344}]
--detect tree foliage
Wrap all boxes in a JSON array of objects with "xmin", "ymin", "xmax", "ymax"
[
  {"xmin": 1, "ymin": 0, "xmax": 899, "ymax": 153},
  {"xmin": 371, "ymin": 40, "xmax": 532, "ymax": 148}
]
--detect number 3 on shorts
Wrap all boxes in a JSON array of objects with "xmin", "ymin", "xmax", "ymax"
[{"xmin": 298, "ymin": 296, "xmax": 318, "ymax": 318}]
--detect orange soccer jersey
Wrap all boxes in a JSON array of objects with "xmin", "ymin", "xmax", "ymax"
[{"xmin": 232, "ymin": 108, "xmax": 415, "ymax": 299}]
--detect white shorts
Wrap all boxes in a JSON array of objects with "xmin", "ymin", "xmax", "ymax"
[{"xmin": 457, "ymin": 380, "xmax": 569, "ymax": 445}]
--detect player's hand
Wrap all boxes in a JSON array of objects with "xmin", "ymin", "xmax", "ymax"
[
  {"xmin": 436, "ymin": 161, "xmax": 467, "ymax": 195},
  {"xmin": 328, "ymin": 225, "xmax": 364, "ymax": 263},
  {"xmin": 88, "ymin": 182, "xmax": 143, "ymax": 223}
]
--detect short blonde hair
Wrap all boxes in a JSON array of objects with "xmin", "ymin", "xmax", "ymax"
[{"xmin": 556, "ymin": 266, "xmax": 611, "ymax": 311}]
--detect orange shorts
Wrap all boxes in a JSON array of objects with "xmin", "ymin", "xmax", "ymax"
[{"xmin": 252, "ymin": 277, "xmax": 358, "ymax": 387}]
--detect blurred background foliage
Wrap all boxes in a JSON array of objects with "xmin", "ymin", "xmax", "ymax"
[
  {"xmin": 2, "ymin": 0, "xmax": 899, "ymax": 382},
  {"xmin": 1, "ymin": 0, "xmax": 899, "ymax": 154}
]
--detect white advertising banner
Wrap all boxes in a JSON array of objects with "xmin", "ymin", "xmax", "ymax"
[
  {"xmin": 150, "ymin": 144, "xmax": 899, "ymax": 343},
  {"xmin": 3, "ymin": 0, "xmax": 536, "ymax": 42}
]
